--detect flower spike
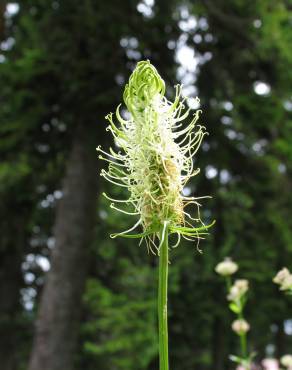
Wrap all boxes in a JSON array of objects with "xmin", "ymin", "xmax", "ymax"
[{"xmin": 97, "ymin": 60, "xmax": 213, "ymax": 251}]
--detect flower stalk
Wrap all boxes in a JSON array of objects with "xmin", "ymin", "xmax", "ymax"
[
  {"xmin": 98, "ymin": 60, "xmax": 213, "ymax": 370},
  {"xmin": 215, "ymin": 258, "xmax": 252, "ymax": 369},
  {"xmin": 158, "ymin": 222, "xmax": 169, "ymax": 370}
]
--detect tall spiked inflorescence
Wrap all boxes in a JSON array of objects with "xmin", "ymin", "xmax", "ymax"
[
  {"xmin": 97, "ymin": 61, "xmax": 213, "ymax": 252},
  {"xmin": 97, "ymin": 60, "xmax": 213, "ymax": 370}
]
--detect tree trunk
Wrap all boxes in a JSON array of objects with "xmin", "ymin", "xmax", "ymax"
[
  {"xmin": 0, "ymin": 5, "xmax": 27, "ymax": 369},
  {"xmin": 0, "ymin": 219, "xmax": 25, "ymax": 370},
  {"xmin": 212, "ymin": 316, "xmax": 226, "ymax": 370},
  {"xmin": 0, "ymin": 1, "xmax": 6, "ymax": 41},
  {"xmin": 275, "ymin": 320, "xmax": 285, "ymax": 359},
  {"xmin": 28, "ymin": 126, "xmax": 98, "ymax": 370}
]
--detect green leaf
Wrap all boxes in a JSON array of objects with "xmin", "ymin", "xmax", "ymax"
[
  {"xmin": 229, "ymin": 303, "xmax": 240, "ymax": 314},
  {"xmin": 229, "ymin": 355, "xmax": 243, "ymax": 364},
  {"xmin": 170, "ymin": 220, "xmax": 216, "ymax": 234},
  {"xmin": 110, "ymin": 231, "xmax": 154, "ymax": 239}
]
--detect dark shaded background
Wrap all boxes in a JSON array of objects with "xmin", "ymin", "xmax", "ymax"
[{"xmin": 0, "ymin": 1, "xmax": 292, "ymax": 369}]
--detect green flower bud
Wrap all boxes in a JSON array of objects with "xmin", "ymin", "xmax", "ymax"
[{"xmin": 124, "ymin": 61, "xmax": 165, "ymax": 113}]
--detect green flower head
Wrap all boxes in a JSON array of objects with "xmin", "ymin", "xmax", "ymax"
[
  {"xmin": 123, "ymin": 62, "xmax": 165, "ymax": 113},
  {"xmin": 97, "ymin": 60, "xmax": 214, "ymax": 253}
]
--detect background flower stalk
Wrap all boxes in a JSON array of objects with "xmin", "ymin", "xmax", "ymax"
[{"xmin": 215, "ymin": 258, "xmax": 252, "ymax": 369}]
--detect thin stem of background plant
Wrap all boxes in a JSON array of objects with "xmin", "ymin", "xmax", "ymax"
[
  {"xmin": 97, "ymin": 60, "xmax": 213, "ymax": 370},
  {"xmin": 240, "ymin": 333, "xmax": 247, "ymax": 359},
  {"xmin": 237, "ymin": 299, "xmax": 248, "ymax": 360}
]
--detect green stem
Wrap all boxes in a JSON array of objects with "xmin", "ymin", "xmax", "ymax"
[
  {"xmin": 240, "ymin": 333, "xmax": 247, "ymax": 358},
  {"xmin": 238, "ymin": 304, "xmax": 247, "ymax": 360},
  {"xmin": 226, "ymin": 276, "xmax": 232, "ymax": 291},
  {"xmin": 158, "ymin": 224, "xmax": 169, "ymax": 370},
  {"xmin": 240, "ymin": 332, "xmax": 250, "ymax": 370}
]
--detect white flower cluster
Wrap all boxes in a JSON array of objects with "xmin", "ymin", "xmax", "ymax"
[
  {"xmin": 262, "ymin": 358, "xmax": 279, "ymax": 370},
  {"xmin": 231, "ymin": 319, "xmax": 250, "ymax": 335},
  {"xmin": 228, "ymin": 279, "xmax": 249, "ymax": 302},
  {"xmin": 273, "ymin": 268, "xmax": 292, "ymax": 292},
  {"xmin": 281, "ymin": 355, "xmax": 292, "ymax": 369},
  {"xmin": 215, "ymin": 257, "xmax": 238, "ymax": 276}
]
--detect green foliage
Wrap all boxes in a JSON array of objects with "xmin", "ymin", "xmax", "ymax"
[{"xmin": 82, "ymin": 266, "xmax": 157, "ymax": 370}]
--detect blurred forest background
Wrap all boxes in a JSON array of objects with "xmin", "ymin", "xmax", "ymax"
[{"xmin": 0, "ymin": 1, "xmax": 292, "ymax": 370}]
